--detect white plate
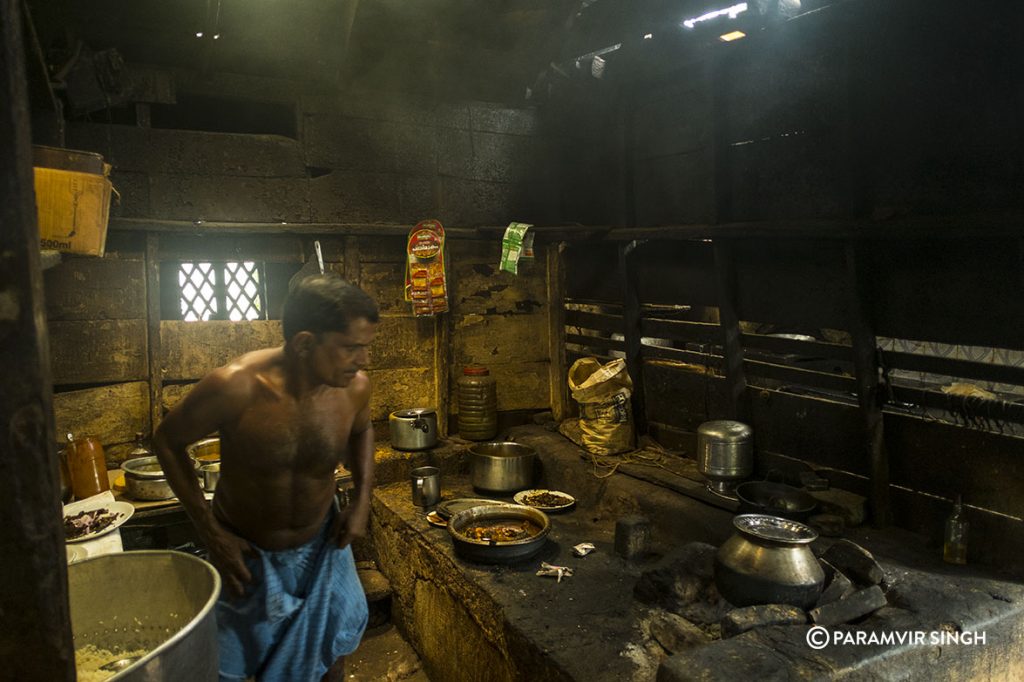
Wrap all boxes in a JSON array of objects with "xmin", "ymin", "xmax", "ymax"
[
  {"xmin": 64, "ymin": 501, "xmax": 135, "ymax": 543},
  {"xmin": 66, "ymin": 545, "xmax": 86, "ymax": 564},
  {"xmin": 513, "ymin": 489, "xmax": 576, "ymax": 512}
]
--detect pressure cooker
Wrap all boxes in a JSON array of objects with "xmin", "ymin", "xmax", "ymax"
[{"xmin": 389, "ymin": 408, "xmax": 439, "ymax": 451}]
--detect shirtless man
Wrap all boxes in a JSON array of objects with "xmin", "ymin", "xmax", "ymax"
[{"xmin": 153, "ymin": 275, "xmax": 379, "ymax": 682}]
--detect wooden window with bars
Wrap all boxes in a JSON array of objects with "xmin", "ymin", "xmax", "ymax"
[{"xmin": 176, "ymin": 260, "xmax": 268, "ymax": 321}]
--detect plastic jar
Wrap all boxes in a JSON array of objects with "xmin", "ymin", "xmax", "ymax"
[
  {"xmin": 457, "ymin": 365, "xmax": 497, "ymax": 441},
  {"xmin": 64, "ymin": 432, "xmax": 110, "ymax": 500}
]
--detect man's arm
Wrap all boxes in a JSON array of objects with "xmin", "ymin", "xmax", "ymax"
[
  {"xmin": 152, "ymin": 367, "xmax": 254, "ymax": 595},
  {"xmin": 335, "ymin": 375, "xmax": 375, "ymax": 548}
]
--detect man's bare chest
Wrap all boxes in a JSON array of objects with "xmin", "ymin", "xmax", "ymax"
[{"xmin": 227, "ymin": 395, "xmax": 353, "ymax": 474}]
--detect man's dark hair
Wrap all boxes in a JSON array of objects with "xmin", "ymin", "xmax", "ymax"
[{"xmin": 282, "ymin": 275, "xmax": 379, "ymax": 341}]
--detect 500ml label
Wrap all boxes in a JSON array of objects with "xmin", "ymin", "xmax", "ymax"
[{"xmin": 40, "ymin": 238, "xmax": 71, "ymax": 250}]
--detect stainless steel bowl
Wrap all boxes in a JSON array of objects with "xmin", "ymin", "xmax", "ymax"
[
  {"xmin": 68, "ymin": 550, "xmax": 221, "ymax": 680},
  {"xmin": 122, "ymin": 456, "xmax": 175, "ymax": 501},
  {"xmin": 447, "ymin": 504, "xmax": 550, "ymax": 564},
  {"xmin": 469, "ymin": 442, "xmax": 538, "ymax": 493}
]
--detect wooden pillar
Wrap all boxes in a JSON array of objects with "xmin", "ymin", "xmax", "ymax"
[
  {"xmin": 713, "ymin": 240, "xmax": 750, "ymax": 424},
  {"xmin": 146, "ymin": 233, "xmax": 163, "ymax": 432},
  {"xmin": 619, "ymin": 240, "xmax": 647, "ymax": 436},
  {"xmin": 546, "ymin": 242, "xmax": 569, "ymax": 422},
  {"xmin": 844, "ymin": 242, "xmax": 890, "ymax": 527},
  {"xmin": 0, "ymin": 0, "xmax": 75, "ymax": 678}
]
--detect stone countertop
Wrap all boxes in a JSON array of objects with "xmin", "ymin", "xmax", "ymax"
[{"xmin": 372, "ymin": 427, "xmax": 1024, "ymax": 681}]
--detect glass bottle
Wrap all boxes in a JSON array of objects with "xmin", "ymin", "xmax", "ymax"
[
  {"xmin": 943, "ymin": 494, "xmax": 968, "ymax": 565},
  {"xmin": 457, "ymin": 365, "xmax": 497, "ymax": 441}
]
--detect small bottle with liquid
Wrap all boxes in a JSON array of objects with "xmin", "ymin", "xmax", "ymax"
[{"xmin": 943, "ymin": 494, "xmax": 969, "ymax": 565}]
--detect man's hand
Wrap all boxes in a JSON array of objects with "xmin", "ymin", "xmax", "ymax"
[
  {"xmin": 332, "ymin": 498, "xmax": 370, "ymax": 549},
  {"xmin": 203, "ymin": 518, "xmax": 255, "ymax": 598}
]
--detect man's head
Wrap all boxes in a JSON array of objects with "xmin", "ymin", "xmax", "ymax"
[{"xmin": 282, "ymin": 275, "xmax": 379, "ymax": 387}]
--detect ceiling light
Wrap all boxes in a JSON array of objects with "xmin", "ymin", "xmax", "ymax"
[
  {"xmin": 213, "ymin": 34, "xmax": 220, "ymax": 40},
  {"xmin": 195, "ymin": 31, "xmax": 203, "ymax": 38},
  {"xmin": 683, "ymin": 3, "xmax": 748, "ymax": 29},
  {"xmin": 644, "ymin": 33, "xmax": 653, "ymax": 40},
  {"xmin": 719, "ymin": 31, "xmax": 746, "ymax": 42}
]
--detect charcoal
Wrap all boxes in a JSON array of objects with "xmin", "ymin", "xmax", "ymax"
[
  {"xmin": 809, "ymin": 585, "xmax": 887, "ymax": 626},
  {"xmin": 720, "ymin": 604, "xmax": 806, "ymax": 638},
  {"xmin": 821, "ymin": 539, "xmax": 884, "ymax": 586}
]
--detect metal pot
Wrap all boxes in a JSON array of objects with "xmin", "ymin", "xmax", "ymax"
[
  {"xmin": 714, "ymin": 514, "xmax": 825, "ymax": 609},
  {"xmin": 187, "ymin": 438, "xmax": 220, "ymax": 474},
  {"xmin": 469, "ymin": 442, "xmax": 537, "ymax": 494},
  {"xmin": 735, "ymin": 481, "xmax": 818, "ymax": 522},
  {"xmin": 697, "ymin": 420, "xmax": 753, "ymax": 495},
  {"xmin": 447, "ymin": 504, "xmax": 550, "ymax": 564},
  {"xmin": 68, "ymin": 551, "xmax": 220, "ymax": 680},
  {"xmin": 122, "ymin": 456, "xmax": 175, "ymax": 501},
  {"xmin": 389, "ymin": 408, "xmax": 439, "ymax": 451}
]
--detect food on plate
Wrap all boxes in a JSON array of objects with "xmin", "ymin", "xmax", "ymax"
[
  {"xmin": 462, "ymin": 520, "xmax": 541, "ymax": 543},
  {"xmin": 522, "ymin": 491, "xmax": 572, "ymax": 508},
  {"xmin": 64, "ymin": 508, "xmax": 120, "ymax": 540}
]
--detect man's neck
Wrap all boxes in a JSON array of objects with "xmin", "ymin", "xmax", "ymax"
[{"xmin": 282, "ymin": 344, "xmax": 326, "ymax": 399}]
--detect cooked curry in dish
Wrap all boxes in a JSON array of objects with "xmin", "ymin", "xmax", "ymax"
[{"xmin": 461, "ymin": 520, "xmax": 541, "ymax": 543}]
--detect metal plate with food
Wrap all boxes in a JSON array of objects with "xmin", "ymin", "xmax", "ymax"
[
  {"xmin": 447, "ymin": 504, "xmax": 551, "ymax": 564},
  {"xmin": 64, "ymin": 501, "xmax": 134, "ymax": 543},
  {"xmin": 513, "ymin": 489, "xmax": 576, "ymax": 512},
  {"xmin": 435, "ymin": 497, "xmax": 505, "ymax": 521}
]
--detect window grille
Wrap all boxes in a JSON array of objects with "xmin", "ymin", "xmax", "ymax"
[{"xmin": 178, "ymin": 261, "xmax": 267, "ymax": 321}]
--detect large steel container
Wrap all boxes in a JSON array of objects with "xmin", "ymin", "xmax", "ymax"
[
  {"xmin": 469, "ymin": 442, "xmax": 537, "ymax": 493},
  {"xmin": 68, "ymin": 551, "xmax": 221, "ymax": 680},
  {"xmin": 697, "ymin": 420, "xmax": 753, "ymax": 495}
]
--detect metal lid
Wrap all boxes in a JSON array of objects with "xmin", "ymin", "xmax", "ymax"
[
  {"xmin": 733, "ymin": 514, "xmax": 817, "ymax": 544},
  {"xmin": 697, "ymin": 420, "xmax": 752, "ymax": 443},
  {"xmin": 392, "ymin": 408, "xmax": 436, "ymax": 418}
]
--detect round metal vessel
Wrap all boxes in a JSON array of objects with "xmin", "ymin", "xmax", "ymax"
[
  {"xmin": 68, "ymin": 550, "xmax": 221, "ymax": 680},
  {"xmin": 735, "ymin": 481, "xmax": 818, "ymax": 522},
  {"xmin": 469, "ymin": 442, "xmax": 537, "ymax": 493},
  {"xmin": 714, "ymin": 514, "xmax": 824, "ymax": 609},
  {"xmin": 448, "ymin": 504, "xmax": 550, "ymax": 564},
  {"xmin": 122, "ymin": 456, "xmax": 175, "ymax": 500},
  {"xmin": 389, "ymin": 408, "xmax": 439, "ymax": 451},
  {"xmin": 697, "ymin": 420, "xmax": 753, "ymax": 495},
  {"xmin": 187, "ymin": 438, "xmax": 220, "ymax": 474}
]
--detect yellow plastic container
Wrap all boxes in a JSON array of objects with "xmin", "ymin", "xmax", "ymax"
[{"xmin": 33, "ymin": 148, "xmax": 113, "ymax": 257}]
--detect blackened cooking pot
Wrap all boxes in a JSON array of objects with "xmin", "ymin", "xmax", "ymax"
[{"xmin": 735, "ymin": 481, "xmax": 817, "ymax": 522}]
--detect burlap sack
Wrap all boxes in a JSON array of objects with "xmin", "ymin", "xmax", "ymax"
[{"xmin": 559, "ymin": 357, "xmax": 635, "ymax": 456}]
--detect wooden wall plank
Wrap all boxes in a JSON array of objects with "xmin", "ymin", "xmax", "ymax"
[
  {"xmin": 454, "ymin": 314, "xmax": 550, "ymax": 365},
  {"xmin": 452, "ymin": 260, "xmax": 547, "ymax": 316},
  {"xmin": 161, "ymin": 382, "xmax": 197, "ymax": 414},
  {"xmin": 43, "ymin": 257, "xmax": 146, "ymax": 320},
  {"xmin": 371, "ymin": 317, "xmax": 437, "ymax": 370},
  {"xmin": 53, "ymin": 381, "xmax": 149, "ymax": 445},
  {"xmin": 481, "ymin": 361, "xmax": 550, "ymax": 412},
  {"xmin": 157, "ymin": 234, "xmax": 305, "ymax": 263},
  {"xmin": 49, "ymin": 320, "xmax": 148, "ymax": 384},
  {"xmin": 360, "ymin": 262, "xmax": 409, "ymax": 314},
  {"xmin": 368, "ymin": 367, "xmax": 435, "ymax": 421},
  {"xmin": 161, "ymin": 320, "xmax": 283, "ymax": 380}
]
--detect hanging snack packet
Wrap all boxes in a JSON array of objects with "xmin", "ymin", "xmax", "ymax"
[
  {"xmin": 499, "ymin": 222, "xmax": 534, "ymax": 274},
  {"xmin": 405, "ymin": 219, "xmax": 449, "ymax": 316}
]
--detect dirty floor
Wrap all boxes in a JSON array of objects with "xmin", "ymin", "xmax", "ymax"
[{"xmin": 346, "ymin": 623, "xmax": 431, "ymax": 682}]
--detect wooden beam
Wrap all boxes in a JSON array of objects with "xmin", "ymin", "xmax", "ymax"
[
  {"xmin": 844, "ymin": 241, "xmax": 890, "ymax": 527},
  {"xmin": 0, "ymin": 0, "xmax": 75, "ymax": 676},
  {"xmin": 713, "ymin": 240, "xmax": 751, "ymax": 424},
  {"xmin": 619, "ymin": 240, "xmax": 647, "ymax": 436},
  {"xmin": 146, "ymin": 234, "xmax": 162, "ymax": 434},
  {"xmin": 547, "ymin": 242, "xmax": 569, "ymax": 421}
]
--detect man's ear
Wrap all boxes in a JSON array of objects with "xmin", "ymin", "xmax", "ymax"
[{"xmin": 292, "ymin": 331, "xmax": 316, "ymax": 356}]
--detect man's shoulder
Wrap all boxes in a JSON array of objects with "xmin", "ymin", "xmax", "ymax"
[{"xmin": 205, "ymin": 347, "xmax": 284, "ymax": 396}]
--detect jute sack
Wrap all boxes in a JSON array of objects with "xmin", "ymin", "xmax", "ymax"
[{"xmin": 559, "ymin": 357, "xmax": 635, "ymax": 456}]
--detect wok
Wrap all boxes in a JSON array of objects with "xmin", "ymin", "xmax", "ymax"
[{"xmin": 735, "ymin": 481, "xmax": 817, "ymax": 522}]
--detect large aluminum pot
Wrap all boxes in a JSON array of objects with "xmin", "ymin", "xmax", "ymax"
[
  {"xmin": 714, "ymin": 514, "xmax": 825, "ymax": 609},
  {"xmin": 122, "ymin": 456, "xmax": 175, "ymax": 501},
  {"xmin": 389, "ymin": 408, "xmax": 439, "ymax": 451},
  {"xmin": 68, "ymin": 550, "xmax": 221, "ymax": 680},
  {"xmin": 697, "ymin": 420, "xmax": 753, "ymax": 495},
  {"xmin": 448, "ymin": 503, "xmax": 550, "ymax": 564},
  {"xmin": 469, "ymin": 441, "xmax": 537, "ymax": 494}
]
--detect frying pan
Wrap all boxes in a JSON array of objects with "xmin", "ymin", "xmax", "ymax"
[{"xmin": 735, "ymin": 481, "xmax": 818, "ymax": 522}]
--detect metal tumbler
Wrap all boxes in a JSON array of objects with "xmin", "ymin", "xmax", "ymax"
[{"xmin": 411, "ymin": 466, "xmax": 441, "ymax": 508}]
